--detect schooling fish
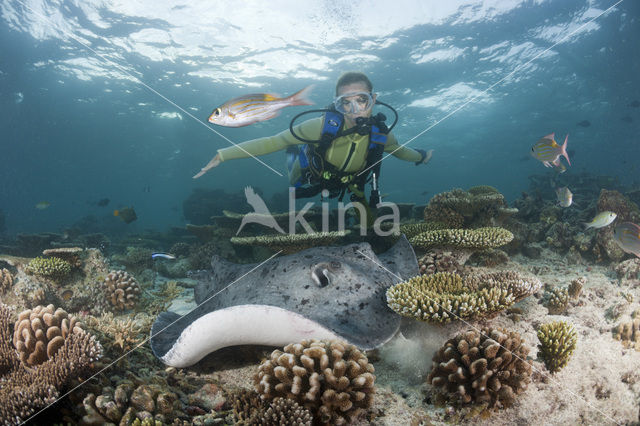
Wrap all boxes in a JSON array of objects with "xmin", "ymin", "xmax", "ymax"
[
  {"xmin": 555, "ymin": 186, "xmax": 573, "ymax": 207},
  {"xmin": 613, "ymin": 222, "xmax": 640, "ymax": 258},
  {"xmin": 583, "ymin": 211, "xmax": 617, "ymax": 229},
  {"xmin": 531, "ymin": 133, "xmax": 571, "ymax": 169},
  {"xmin": 208, "ymin": 85, "xmax": 314, "ymax": 127},
  {"xmin": 151, "ymin": 252, "xmax": 176, "ymax": 260}
]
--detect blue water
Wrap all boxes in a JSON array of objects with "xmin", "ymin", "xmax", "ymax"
[{"xmin": 1, "ymin": 0, "xmax": 638, "ymax": 235}]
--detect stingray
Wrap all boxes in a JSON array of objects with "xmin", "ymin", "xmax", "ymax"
[{"xmin": 150, "ymin": 235, "xmax": 418, "ymax": 367}]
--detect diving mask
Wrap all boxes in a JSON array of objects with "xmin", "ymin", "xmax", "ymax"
[{"xmin": 333, "ymin": 91, "xmax": 373, "ymax": 114}]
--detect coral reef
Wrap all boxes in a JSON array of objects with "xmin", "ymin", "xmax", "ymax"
[
  {"xmin": 427, "ymin": 327, "xmax": 532, "ymax": 408},
  {"xmin": 0, "ymin": 303, "xmax": 102, "ymax": 424},
  {"xmin": 232, "ymin": 389, "xmax": 313, "ymax": 425},
  {"xmin": 418, "ymin": 250, "xmax": 466, "ymax": 275},
  {"xmin": 13, "ymin": 304, "xmax": 83, "ymax": 366},
  {"xmin": 254, "ymin": 339, "xmax": 375, "ymax": 425},
  {"xmin": 398, "ymin": 222, "xmax": 447, "ymax": 240},
  {"xmin": 231, "ymin": 231, "xmax": 348, "ymax": 255},
  {"xmin": 615, "ymin": 258, "xmax": 640, "ymax": 282},
  {"xmin": 0, "ymin": 268, "xmax": 13, "ymax": 294},
  {"xmin": 409, "ymin": 227, "xmax": 514, "ymax": 252},
  {"xmin": 42, "ymin": 247, "xmax": 83, "ymax": 268},
  {"xmin": 85, "ymin": 312, "xmax": 153, "ymax": 355},
  {"xmin": 111, "ymin": 247, "xmax": 154, "ymax": 275},
  {"xmin": 612, "ymin": 310, "xmax": 640, "ymax": 350},
  {"xmin": 543, "ymin": 287, "xmax": 569, "ymax": 315},
  {"xmin": 103, "ymin": 270, "xmax": 141, "ymax": 312},
  {"xmin": 24, "ymin": 256, "xmax": 72, "ymax": 280},
  {"xmin": 423, "ymin": 187, "xmax": 517, "ymax": 228},
  {"xmin": 386, "ymin": 271, "xmax": 541, "ymax": 323},
  {"xmin": 536, "ymin": 321, "xmax": 577, "ymax": 373},
  {"xmin": 594, "ymin": 189, "xmax": 640, "ymax": 262}
]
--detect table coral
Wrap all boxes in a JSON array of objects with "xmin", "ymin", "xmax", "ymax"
[
  {"xmin": 255, "ymin": 339, "xmax": 375, "ymax": 425},
  {"xmin": 536, "ymin": 321, "xmax": 577, "ymax": 373},
  {"xmin": 427, "ymin": 327, "xmax": 532, "ymax": 408},
  {"xmin": 386, "ymin": 271, "xmax": 540, "ymax": 323},
  {"xmin": 409, "ymin": 227, "xmax": 514, "ymax": 252},
  {"xmin": 231, "ymin": 231, "xmax": 348, "ymax": 254}
]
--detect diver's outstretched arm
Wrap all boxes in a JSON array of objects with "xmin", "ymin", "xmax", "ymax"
[{"xmin": 193, "ymin": 153, "xmax": 221, "ymax": 179}]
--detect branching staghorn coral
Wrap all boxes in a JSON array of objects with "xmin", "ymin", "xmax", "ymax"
[
  {"xmin": 232, "ymin": 389, "xmax": 313, "ymax": 426},
  {"xmin": 24, "ymin": 256, "xmax": 72, "ymax": 280},
  {"xmin": 254, "ymin": 339, "xmax": 375, "ymax": 425},
  {"xmin": 386, "ymin": 271, "xmax": 541, "ymax": 323},
  {"xmin": 543, "ymin": 287, "xmax": 569, "ymax": 315},
  {"xmin": 536, "ymin": 321, "xmax": 577, "ymax": 373},
  {"xmin": 427, "ymin": 327, "xmax": 532, "ymax": 408}
]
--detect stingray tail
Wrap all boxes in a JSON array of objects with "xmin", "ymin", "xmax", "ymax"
[{"xmin": 150, "ymin": 311, "xmax": 182, "ymax": 360}]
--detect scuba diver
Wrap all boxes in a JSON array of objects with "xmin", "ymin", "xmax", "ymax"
[{"xmin": 193, "ymin": 71, "xmax": 433, "ymax": 226}]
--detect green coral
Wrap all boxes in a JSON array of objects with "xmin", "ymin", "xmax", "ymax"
[
  {"xmin": 24, "ymin": 256, "xmax": 72, "ymax": 279},
  {"xmin": 230, "ymin": 231, "xmax": 348, "ymax": 254},
  {"xmin": 537, "ymin": 321, "xmax": 577, "ymax": 373},
  {"xmin": 386, "ymin": 271, "xmax": 541, "ymax": 323},
  {"xmin": 409, "ymin": 227, "xmax": 513, "ymax": 251}
]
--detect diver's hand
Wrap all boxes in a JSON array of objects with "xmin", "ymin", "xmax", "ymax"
[
  {"xmin": 414, "ymin": 149, "xmax": 433, "ymax": 165},
  {"xmin": 193, "ymin": 153, "xmax": 221, "ymax": 179}
]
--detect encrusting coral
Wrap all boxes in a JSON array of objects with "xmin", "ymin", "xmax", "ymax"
[
  {"xmin": 232, "ymin": 389, "xmax": 313, "ymax": 426},
  {"xmin": 103, "ymin": 270, "xmax": 142, "ymax": 311},
  {"xmin": 254, "ymin": 339, "xmax": 375, "ymax": 425},
  {"xmin": 427, "ymin": 327, "xmax": 532, "ymax": 408},
  {"xmin": 0, "ymin": 268, "xmax": 13, "ymax": 293},
  {"xmin": 386, "ymin": 271, "xmax": 541, "ymax": 323},
  {"xmin": 231, "ymin": 231, "xmax": 348, "ymax": 254},
  {"xmin": 13, "ymin": 304, "xmax": 83, "ymax": 366},
  {"xmin": 536, "ymin": 321, "xmax": 577, "ymax": 373},
  {"xmin": 24, "ymin": 256, "xmax": 72, "ymax": 280},
  {"xmin": 0, "ymin": 303, "xmax": 102, "ymax": 424},
  {"xmin": 612, "ymin": 310, "xmax": 640, "ymax": 351}
]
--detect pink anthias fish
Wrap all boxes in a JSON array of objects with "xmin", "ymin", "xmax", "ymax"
[
  {"xmin": 530, "ymin": 133, "xmax": 571, "ymax": 169},
  {"xmin": 207, "ymin": 85, "xmax": 314, "ymax": 127},
  {"xmin": 613, "ymin": 222, "xmax": 640, "ymax": 258}
]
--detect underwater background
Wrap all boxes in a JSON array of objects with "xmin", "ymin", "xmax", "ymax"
[{"xmin": 1, "ymin": 0, "xmax": 638, "ymax": 235}]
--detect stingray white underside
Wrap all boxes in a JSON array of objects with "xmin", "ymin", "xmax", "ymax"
[{"xmin": 160, "ymin": 304, "xmax": 343, "ymax": 368}]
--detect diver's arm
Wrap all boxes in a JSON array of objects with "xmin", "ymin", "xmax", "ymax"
[
  {"xmin": 384, "ymin": 133, "xmax": 432, "ymax": 164},
  {"xmin": 193, "ymin": 118, "xmax": 322, "ymax": 178},
  {"xmin": 217, "ymin": 117, "xmax": 322, "ymax": 162}
]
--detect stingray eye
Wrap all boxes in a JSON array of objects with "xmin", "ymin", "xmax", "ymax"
[
  {"xmin": 330, "ymin": 261, "xmax": 341, "ymax": 269},
  {"xmin": 311, "ymin": 265, "xmax": 331, "ymax": 287}
]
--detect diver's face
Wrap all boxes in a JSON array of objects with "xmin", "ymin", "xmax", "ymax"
[{"xmin": 336, "ymin": 82, "xmax": 376, "ymax": 128}]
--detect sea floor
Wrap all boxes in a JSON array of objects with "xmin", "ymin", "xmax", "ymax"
[{"xmin": 160, "ymin": 248, "xmax": 640, "ymax": 425}]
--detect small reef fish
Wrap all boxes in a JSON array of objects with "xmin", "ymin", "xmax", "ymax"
[
  {"xmin": 208, "ymin": 85, "xmax": 314, "ymax": 127},
  {"xmin": 114, "ymin": 207, "xmax": 137, "ymax": 224},
  {"xmin": 531, "ymin": 133, "xmax": 571, "ymax": 168},
  {"xmin": 151, "ymin": 252, "xmax": 176, "ymax": 260},
  {"xmin": 35, "ymin": 201, "xmax": 50, "ymax": 210},
  {"xmin": 583, "ymin": 211, "xmax": 617, "ymax": 229},
  {"xmin": 555, "ymin": 186, "xmax": 573, "ymax": 207},
  {"xmin": 613, "ymin": 222, "xmax": 640, "ymax": 258}
]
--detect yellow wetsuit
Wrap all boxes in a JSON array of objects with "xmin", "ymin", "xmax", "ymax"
[{"xmin": 217, "ymin": 116, "xmax": 423, "ymax": 172}]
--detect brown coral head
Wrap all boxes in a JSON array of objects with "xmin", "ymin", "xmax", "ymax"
[
  {"xmin": 12, "ymin": 304, "xmax": 83, "ymax": 366},
  {"xmin": 103, "ymin": 270, "xmax": 141, "ymax": 311},
  {"xmin": 0, "ymin": 268, "xmax": 13, "ymax": 293},
  {"xmin": 427, "ymin": 327, "xmax": 532, "ymax": 408},
  {"xmin": 255, "ymin": 339, "xmax": 375, "ymax": 425}
]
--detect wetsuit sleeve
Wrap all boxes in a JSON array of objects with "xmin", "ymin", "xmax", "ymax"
[
  {"xmin": 217, "ymin": 117, "xmax": 323, "ymax": 162},
  {"xmin": 383, "ymin": 132, "xmax": 424, "ymax": 162}
]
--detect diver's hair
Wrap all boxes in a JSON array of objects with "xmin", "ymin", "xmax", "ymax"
[{"xmin": 335, "ymin": 72, "xmax": 373, "ymax": 96}]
